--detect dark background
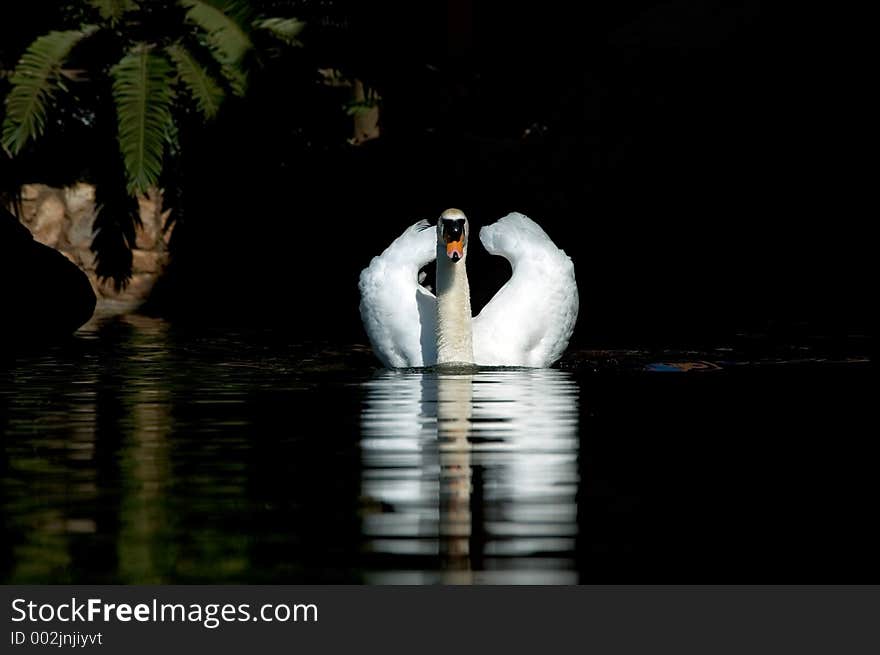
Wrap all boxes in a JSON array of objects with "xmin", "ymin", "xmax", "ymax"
[{"xmin": 1, "ymin": 1, "xmax": 868, "ymax": 347}]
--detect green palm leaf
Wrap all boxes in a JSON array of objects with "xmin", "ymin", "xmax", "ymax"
[
  {"xmin": 112, "ymin": 45, "xmax": 174, "ymax": 194},
  {"xmin": 1, "ymin": 25, "xmax": 98, "ymax": 155},
  {"xmin": 87, "ymin": 0, "xmax": 138, "ymax": 25},
  {"xmin": 256, "ymin": 17, "xmax": 306, "ymax": 47},
  {"xmin": 166, "ymin": 44, "xmax": 225, "ymax": 119},
  {"xmin": 179, "ymin": 0, "xmax": 252, "ymax": 95}
]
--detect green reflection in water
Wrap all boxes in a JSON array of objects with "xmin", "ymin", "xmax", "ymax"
[{"xmin": 1, "ymin": 315, "xmax": 372, "ymax": 583}]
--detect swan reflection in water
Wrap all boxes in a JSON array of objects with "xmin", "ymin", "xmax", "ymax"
[{"xmin": 360, "ymin": 368, "xmax": 580, "ymax": 583}]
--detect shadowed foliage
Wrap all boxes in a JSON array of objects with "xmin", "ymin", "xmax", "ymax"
[
  {"xmin": 1, "ymin": 25, "xmax": 99, "ymax": 155},
  {"xmin": 1, "ymin": 0, "xmax": 302, "ymax": 288}
]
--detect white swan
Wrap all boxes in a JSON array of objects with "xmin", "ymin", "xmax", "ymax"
[{"xmin": 359, "ymin": 209, "xmax": 578, "ymax": 368}]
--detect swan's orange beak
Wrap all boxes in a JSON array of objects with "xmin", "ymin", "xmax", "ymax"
[
  {"xmin": 441, "ymin": 216, "xmax": 466, "ymax": 262},
  {"xmin": 446, "ymin": 237, "xmax": 464, "ymax": 261}
]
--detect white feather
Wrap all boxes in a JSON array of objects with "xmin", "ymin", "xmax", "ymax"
[
  {"xmin": 473, "ymin": 213, "xmax": 578, "ymax": 367},
  {"xmin": 358, "ymin": 220, "xmax": 437, "ymax": 368}
]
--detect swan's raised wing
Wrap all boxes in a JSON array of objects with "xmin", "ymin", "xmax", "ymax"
[
  {"xmin": 359, "ymin": 220, "xmax": 437, "ymax": 367},
  {"xmin": 473, "ymin": 213, "xmax": 578, "ymax": 367}
]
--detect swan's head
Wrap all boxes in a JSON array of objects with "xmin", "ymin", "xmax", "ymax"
[{"xmin": 438, "ymin": 208, "xmax": 468, "ymax": 264}]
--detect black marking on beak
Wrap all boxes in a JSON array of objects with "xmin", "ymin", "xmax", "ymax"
[
  {"xmin": 441, "ymin": 218, "xmax": 465, "ymax": 241},
  {"xmin": 443, "ymin": 218, "xmax": 465, "ymax": 263}
]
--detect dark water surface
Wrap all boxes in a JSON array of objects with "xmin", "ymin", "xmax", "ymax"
[{"xmin": 0, "ymin": 316, "xmax": 872, "ymax": 583}]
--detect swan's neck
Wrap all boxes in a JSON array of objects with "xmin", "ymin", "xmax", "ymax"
[{"xmin": 436, "ymin": 250, "xmax": 474, "ymax": 365}]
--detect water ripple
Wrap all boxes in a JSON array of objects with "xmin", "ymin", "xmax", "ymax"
[{"xmin": 360, "ymin": 368, "xmax": 580, "ymax": 582}]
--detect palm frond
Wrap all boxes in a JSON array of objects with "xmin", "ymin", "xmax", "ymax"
[
  {"xmin": 179, "ymin": 0, "xmax": 252, "ymax": 95},
  {"xmin": 111, "ymin": 44, "xmax": 174, "ymax": 194},
  {"xmin": 2, "ymin": 26, "xmax": 99, "ymax": 155},
  {"xmin": 166, "ymin": 44, "xmax": 225, "ymax": 119},
  {"xmin": 92, "ymin": 176, "xmax": 138, "ymax": 290},
  {"xmin": 256, "ymin": 17, "xmax": 306, "ymax": 47},
  {"xmin": 87, "ymin": 0, "xmax": 138, "ymax": 25}
]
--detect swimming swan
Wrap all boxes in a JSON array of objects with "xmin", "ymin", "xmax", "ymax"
[{"xmin": 359, "ymin": 209, "xmax": 578, "ymax": 368}]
